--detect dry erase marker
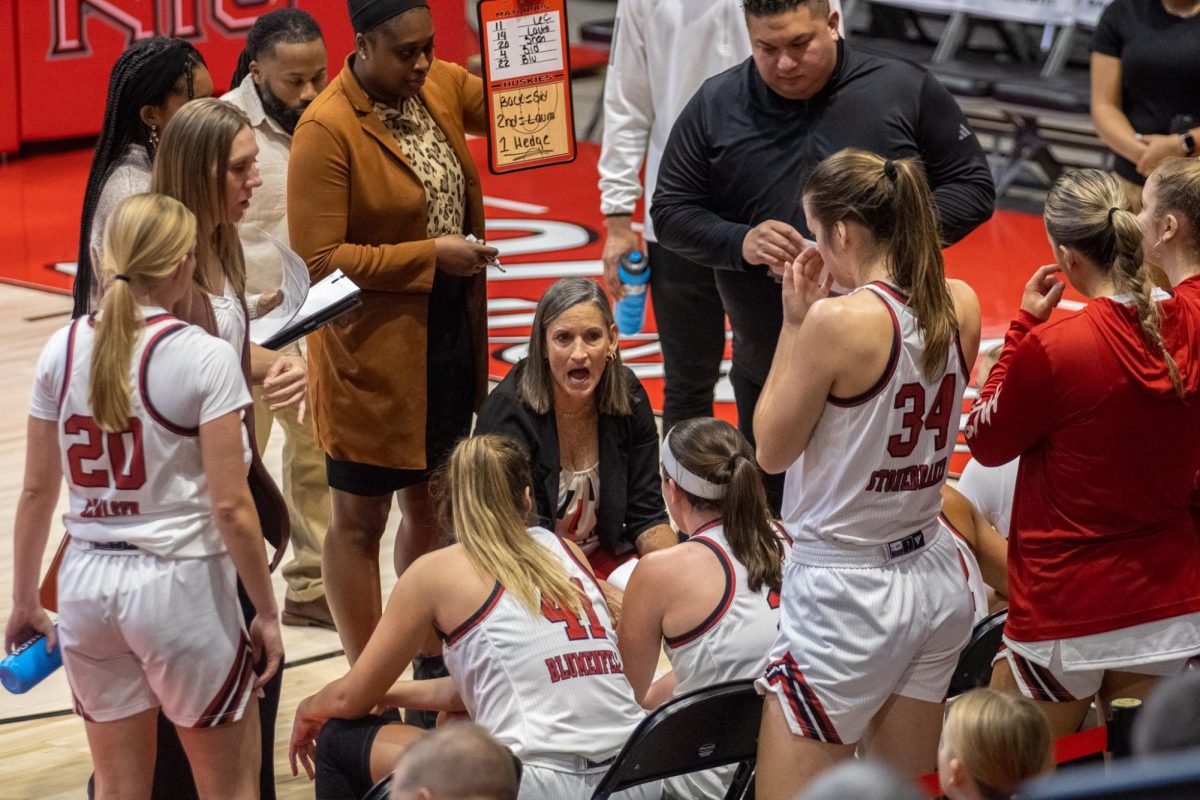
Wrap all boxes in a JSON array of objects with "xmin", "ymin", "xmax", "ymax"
[{"xmin": 466, "ymin": 234, "xmax": 505, "ymax": 272}]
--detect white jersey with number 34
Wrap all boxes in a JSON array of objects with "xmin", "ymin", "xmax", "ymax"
[{"xmin": 782, "ymin": 282, "xmax": 969, "ymax": 549}]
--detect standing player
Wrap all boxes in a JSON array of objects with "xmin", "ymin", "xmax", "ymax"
[
  {"xmin": 5, "ymin": 194, "xmax": 282, "ymax": 799},
  {"xmin": 965, "ymin": 169, "xmax": 1200, "ymax": 739},
  {"xmin": 619, "ymin": 417, "xmax": 785, "ymax": 799},
  {"xmin": 752, "ymin": 149, "xmax": 981, "ymax": 797},
  {"xmin": 290, "ymin": 435, "xmax": 655, "ymax": 800}
]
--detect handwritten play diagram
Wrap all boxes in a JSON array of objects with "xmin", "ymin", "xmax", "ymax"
[{"xmin": 477, "ymin": 0, "xmax": 577, "ymax": 173}]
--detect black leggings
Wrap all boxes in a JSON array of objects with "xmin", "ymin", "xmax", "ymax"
[{"xmin": 316, "ymin": 713, "xmax": 400, "ymax": 800}]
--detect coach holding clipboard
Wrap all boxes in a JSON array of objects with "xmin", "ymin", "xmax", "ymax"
[{"xmin": 287, "ymin": 0, "xmax": 498, "ymax": 680}]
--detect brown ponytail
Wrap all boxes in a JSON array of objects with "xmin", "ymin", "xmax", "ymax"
[
  {"xmin": 1044, "ymin": 169, "xmax": 1184, "ymax": 398},
  {"xmin": 91, "ymin": 194, "xmax": 197, "ymax": 432},
  {"xmin": 803, "ymin": 149, "xmax": 956, "ymax": 382},
  {"xmin": 663, "ymin": 418, "xmax": 782, "ymax": 594}
]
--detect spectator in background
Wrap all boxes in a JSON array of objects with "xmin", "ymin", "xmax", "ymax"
[
  {"xmin": 598, "ymin": 0, "xmax": 749, "ymax": 433},
  {"xmin": 74, "ymin": 37, "xmax": 211, "ymax": 318},
  {"xmin": 937, "ymin": 689, "xmax": 1052, "ymax": 800},
  {"xmin": 1090, "ymin": 0, "xmax": 1200, "ymax": 213},
  {"xmin": 222, "ymin": 8, "xmax": 336, "ymax": 631},
  {"xmin": 651, "ymin": 0, "xmax": 993, "ymax": 511},
  {"xmin": 389, "ymin": 724, "xmax": 518, "ymax": 800},
  {"xmin": 288, "ymin": 0, "xmax": 498, "ymax": 674},
  {"xmin": 1133, "ymin": 670, "xmax": 1200, "ymax": 755},
  {"xmin": 800, "ymin": 761, "xmax": 924, "ymax": 800}
]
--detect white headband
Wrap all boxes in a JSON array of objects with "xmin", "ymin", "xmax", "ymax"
[{"xmin": 661, "ymin": 427, "xmax": 729, "ymax": 501}]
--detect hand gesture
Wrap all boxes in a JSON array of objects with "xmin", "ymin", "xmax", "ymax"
[
  {"xmin": 742, "ymin": 220, "xmax": 807, "ymax": 272},
  {"xmin": 264, "ymin": 354, "xmax": 307, "ymax": 419},
  {"xmin": 4, "ymin": 603, "xmax": 56, "ymax": 656},
  {"xmin": 1136, "ymin": 134, "xmax": 1186, "ymax": 177},
  {"xmin": 1020, "ymin": 264, "xmax": 1066, "ymax": 322},
  {"xmin": 435, "ymin": 235, "xmax": 500, "ymax": 277},
  {"xmin": 601, "ymin": 217, "xmax": 640, "ymax": 300},
  {"xmin": 256, "ymin": 289, "xmax": 285, "ymax": 317},
  {"xmin": 781, "ymin": 246, "xmax": 832, "ymax": 327},
  {"xmin": 289, "ymin": 696, "xmax": 324, "ymax": 781},
  {"xmin": 249, "ymin": 613, "xmax": 283, "ymax": 690}
]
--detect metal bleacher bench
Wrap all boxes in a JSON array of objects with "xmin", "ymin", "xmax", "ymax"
[{"xmin": 849, "ymin": 0, "xmax": 1113, "ymax": 197}]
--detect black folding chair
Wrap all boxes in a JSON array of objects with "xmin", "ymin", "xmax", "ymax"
[
  {"xmin": 591, "ymin": 679, "xmax": 763, "ymax": 800},
  {"xmin": 947, "ymin": 608, "xmax": 1008, "ymax": 698}
]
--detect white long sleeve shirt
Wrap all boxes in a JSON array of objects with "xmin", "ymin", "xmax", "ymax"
[
  {"xmin": 597, "ymin": 0, "xmax": 751, "ymax": 243},
  {"xmin": 598, "ymin": 1, "xmax": 843, "ymax": 242}
]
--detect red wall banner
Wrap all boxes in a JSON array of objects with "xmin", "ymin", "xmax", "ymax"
[
  {"xmin": 3, "ymin": 0, "xmax": 475, "ymax": 151},
  {"xmin": 0, "ymin": 1, "xmax": 19, "ymax": 153}
]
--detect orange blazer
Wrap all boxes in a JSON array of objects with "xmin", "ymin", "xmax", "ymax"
[{"xmin": 289, "ymin": 57, "xmax": 488, "ymax": 470}]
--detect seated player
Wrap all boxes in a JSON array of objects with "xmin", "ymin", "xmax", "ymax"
[
  {"xmin": 618, "ymin": 417, "xmax": 785, "ymax": 798},
  {"xmin": 939, "ymin": 484, "xmax": 1009, "ymax": 621},
  {"xmin": 289, "ymin": 435, "xmax": 657, "ymax": 800}
]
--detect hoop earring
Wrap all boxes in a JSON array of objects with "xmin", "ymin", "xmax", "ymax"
[{"xmin": 606, "ymin": 351, "xmax": 616, "ymax": 363}]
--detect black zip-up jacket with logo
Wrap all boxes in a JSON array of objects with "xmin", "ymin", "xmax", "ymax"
[{"xmin": 651, "ymin": 41, "xmax": 994, "ymax": 383}]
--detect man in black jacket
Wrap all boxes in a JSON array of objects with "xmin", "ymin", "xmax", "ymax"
[{"xmin": 651, "ymin": 0, "xmax": 994, "ymax": 509}]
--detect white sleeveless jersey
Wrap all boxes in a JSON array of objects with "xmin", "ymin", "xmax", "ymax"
[
  {"xmin": 663, "ymin": 522, "xmax": 784, "ymax": 800},
  {"xmin": 941, "ymin": 513, "xmax": 990, "ymax": 624},
  {"xmin": 441, "ymin": 528, "xmax": 645, "ymax": 762},
  {"xmin": 782, "ymin": 282, "xmax": 968, "ymax": 550},
  {"xmin": 666, "ymin": 522, "xmax": 782, "ymax": 696},
  {"xmin": 49, "ymin": 314, "xmax": 250, "ymax": 558}
]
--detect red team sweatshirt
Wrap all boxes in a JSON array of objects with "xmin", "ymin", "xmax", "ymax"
[{"xmin": 965, "ymin": 275, "xmax": 1200, "ymax": 642}]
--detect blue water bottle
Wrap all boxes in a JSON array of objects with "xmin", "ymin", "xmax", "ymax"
[
  {"xmin": 615, "ymin": 250, "xmax": 650, "ymax": 336},
  {"xmin": 1, "ymin": 625, "xmax": 62, "ymax": 694}
]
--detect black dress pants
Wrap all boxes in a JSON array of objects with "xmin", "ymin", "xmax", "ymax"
[{"xmin": 646, "ymin": 242, "xmax": 727, "ymax": 433}]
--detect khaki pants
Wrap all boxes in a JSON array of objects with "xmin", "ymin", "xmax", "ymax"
[{"xmin": 253, "ymin": 387, "xmax": 330, "ymax": 602}]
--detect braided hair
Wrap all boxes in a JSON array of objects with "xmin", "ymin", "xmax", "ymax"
[
  {"xmin": 73, "ymin": 37, "xmax": 205, "ymax": 319},
  {"xmin": 230, "ymin": 8, "xmax": 323, "ymax": 91}
]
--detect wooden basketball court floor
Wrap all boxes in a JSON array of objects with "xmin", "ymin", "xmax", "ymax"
[{"xmin": 0, "ymin": 129, "xmax": 1071, "ymax": 796}]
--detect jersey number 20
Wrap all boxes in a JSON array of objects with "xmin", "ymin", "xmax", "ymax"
[
  {"xmin": 541, "ymin": 578, "xmax": 607, "ymax": 641},
  {"xmin": 64, "ymin": 415, "xmax": 147, "ymax": 490},
  {"xmin": 887, "ymin": 375, "xmax": 956, "ymax": 458}
]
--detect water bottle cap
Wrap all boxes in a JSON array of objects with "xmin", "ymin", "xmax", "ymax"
[{"xmin": 628, "ymin": 251, "xmax": 643, "ymax": 263}]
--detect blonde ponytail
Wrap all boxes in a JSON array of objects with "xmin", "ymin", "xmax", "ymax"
[
  {"xmin": 442, "ymin": 435, "xmax": 585, "ymax": 616},
  {"xmin": 1044, "ymin": 170, "xmax": 1185, "ymax": 398},
  {"xmin": 91, "ymin": 193, "xmax": 197, "ymax": 432},
  {"xmin": 803, "ymin": 149, "xmax": 956, "ymax": 381}
]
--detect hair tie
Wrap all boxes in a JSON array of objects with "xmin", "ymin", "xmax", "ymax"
[
  {"xmin": 661, "ymin": 427, "xmax": 728, "ymax": 501},
  {"xmin": 883, "ymin": 159, "xmax": 898, "ymax": 181},
  {"xmin": 1108, "ymin": 207, "xmax": 1120, "ymax": 226},
  {"xmin": 113, "ymin": 274, "xmax": 131, "ymax": 283}
]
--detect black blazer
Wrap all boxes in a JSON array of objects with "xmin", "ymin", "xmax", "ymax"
[{"xmin": 475, "ymin": 360, "xmax": 669, "ymax": 556}]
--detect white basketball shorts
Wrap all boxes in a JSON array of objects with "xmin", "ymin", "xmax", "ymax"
[
  {"xmin": 758, "ymin": 529, "xmax": 973, "ymax": 744},
  {"xmin": 519, "ymin": 754, "xmax": 661, "ymax": 800},
  {"xmin": 57, "ymin": 539, "xmax": 256, "ymax": 727}
]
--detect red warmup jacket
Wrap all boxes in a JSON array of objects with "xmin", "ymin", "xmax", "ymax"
[{"xmin": 965, "ymin": 275, "xmax": 1200, "ymax": 642}]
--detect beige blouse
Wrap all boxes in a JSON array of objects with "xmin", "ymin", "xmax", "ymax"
[{"xmin": 374, "ymin": 97, "xmax": 466, "ymax": 238}]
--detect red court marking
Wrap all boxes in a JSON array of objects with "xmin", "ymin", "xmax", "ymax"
[{"xmin": 0, "ymin": 138, "xmax": 1072, "ymax": 466}]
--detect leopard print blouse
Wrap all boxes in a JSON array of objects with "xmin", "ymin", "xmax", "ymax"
[{"xmin": 374, "ymin": 97, "xmax": 467, "ymax": 238}]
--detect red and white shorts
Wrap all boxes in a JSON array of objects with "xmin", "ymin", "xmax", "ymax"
[
  {"xmin": 57, "ymin": 540, "xmax": 256, "ymax": 727},
  {"xmin": 995, "ymin": 643, "xmax": 1196, "ymax": 703},
  {"xmin": 758, "ymin": 530, "xmax": 973, "ymax": 744}
]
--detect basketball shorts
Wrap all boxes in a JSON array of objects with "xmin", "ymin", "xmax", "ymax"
[
  {"xmin": 996, "ymin": 644, "xmax": 1195, "ymax": 703},
  {"xmin": 758, "ymin": 529, "xmax": 973, "ymax": 745},
  {"xmin": 519, "ymin": 753, "xmax": 661, "ymax": 800},
  {"xmin": 57, "ymin": 540, "xmax": 256, "ymax": 727}
]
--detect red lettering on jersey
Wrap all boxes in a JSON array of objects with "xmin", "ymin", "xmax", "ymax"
[
  {"xmin": 65, "ymin": 415, "xmax": 147, "ymax": 491},
  {"xmin": 541, "ymin": 578, "xmax": 608, "ymax": 642},
  {"xmin": 864, "ymin": 458, "xmax": 948, "ymax": 493},
  {"xmin": 543, "ymin": 649, "xmax": 622, "ymax": 683},
  {"xmin": 81, "ymin": 499, "xmax": 143, "ymax": 518}
]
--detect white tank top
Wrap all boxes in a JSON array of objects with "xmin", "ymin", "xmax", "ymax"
[
  {"xmin": 52, "ymin": 314, "xmax": 251, "ymax": 558},
  {"xmin": 662, "ymin": 522, "xmax": 783, "ymax": 800},
  {"xmin": 782, "ymin": 282, "xmax": 968, "ymax": 553},
  {"xmin": 441, "ymin": 528, "xmax": 645, "ymax": 762}
]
